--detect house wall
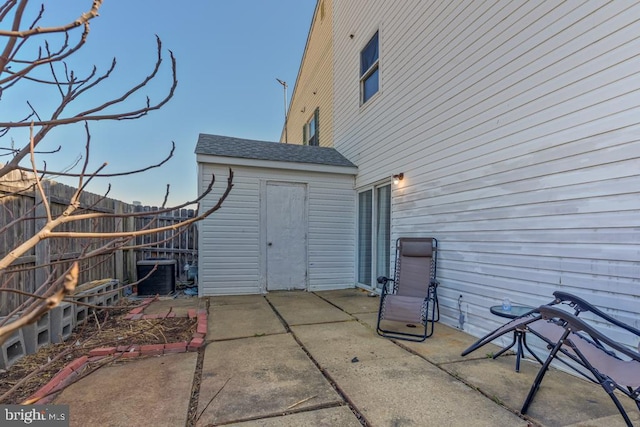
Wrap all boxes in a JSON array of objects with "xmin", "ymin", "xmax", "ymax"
[
  {"xmin": 282, "ymin": 0, "xmax": 334, "ymax": 147},
  {"xmin": 333, "ymin": 1, "xmax": 640, "ymax": 346},
  {"xmin": 197, "ymin": 159, "xmax": 356, "ymax": 295}
]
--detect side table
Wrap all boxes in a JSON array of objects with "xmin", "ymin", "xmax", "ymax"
[{"xmin": 489, "ymin": 305, "xmax": 543, "ymax": 372}]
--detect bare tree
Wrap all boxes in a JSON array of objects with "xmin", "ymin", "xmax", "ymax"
[{"xmin": 0, "ymin": 0, "xmax": 233, "ymax": 345}]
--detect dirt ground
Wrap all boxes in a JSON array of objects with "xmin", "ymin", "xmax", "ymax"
[{"xmin": 0, "ymin": 299, "xmax": 196, "ymax": 404}]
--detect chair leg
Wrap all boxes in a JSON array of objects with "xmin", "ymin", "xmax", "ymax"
[
  {"xmin": 432, "ymin": 288, "xmax": 440, "ymax": 322},
  {"xmin": 425, "ymin": 297, "xmax": 434, "ymax": 338},
  {"xmin": 522, "ymin": 332, "xmax": 545, "ymax": 365},
  {"xmin": 375, "ymin": 290, "xmax": 387, "ymax": 337},
  {"xmin": 568, "ymin": 343, "xmax": 636, "ymax": 427},
  {"xmin": 492, "ymin": 331, "xmax": 517, "ymax": 359},
  {"xmin": 521, "ymin": 329, "xmax": 569, "ymax": 414},
  {"xmin": 600, "ymin": 380, "xmax": 634, "ymax": 427},
  {"xmin": 630, "ymin": 387, "xmax": 640, "ymax": 412}
]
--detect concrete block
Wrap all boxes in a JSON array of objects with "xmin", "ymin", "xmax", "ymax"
[
  {"xmin": 106, "ymin": 280, "xmax": 121, "ymax": 306},
  {"xmin": 73, "ymin": 297, "xmax": 89, "ymax": 326},
  {"xmin": 76, "ymin": 286, "xmax": 103, "ymax": 309},
  {"xmin": 21, "ymin": 311, "xmax": 51, "ymax": 354},
  {"xmin": 0, "ymin": 326, "xmax": 26, "ymax": 369},
  {"xmin": 110, "ymin": 290, "xmax": 120, "ymax": 305},
  {"xmin": 109, "ymin": 279, "xmax": 121, "ymax": 305},
  {"xmin": 73, "ymin": 279, "xmax": 120, "ymax": 325},
  {"xmin": 50, "ymin": 301, "xmax": 73, "ymax": 343}
]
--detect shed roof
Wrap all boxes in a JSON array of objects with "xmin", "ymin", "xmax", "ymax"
[{"xmin": 195, "ymin": 134, "xmax": 356, "ymax": 168}]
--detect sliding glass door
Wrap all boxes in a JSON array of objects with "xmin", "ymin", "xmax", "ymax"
[{"xmin": 357, "ymin": 183, "xmax": 391, "ymax": 289}]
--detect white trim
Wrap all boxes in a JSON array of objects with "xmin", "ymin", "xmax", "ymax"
[{"xmin": 196, "ymin": 154, "xmax": 357, "ymax": 175}]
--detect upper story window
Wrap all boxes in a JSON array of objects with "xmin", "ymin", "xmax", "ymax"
[
  {"xmin": 360, "ymin": 31, "xmax": 379, "ymax": 104},
  {"xmin": 303, "ymin": 108, "xmax": 319, "ymax": 146}
]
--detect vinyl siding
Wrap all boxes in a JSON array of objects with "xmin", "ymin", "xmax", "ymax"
[
  {"xmin": 308, "ymin": 177, "xmax": 356, "ymax": 289},
  {"xmin": 198, "ymin": 167, "xmax": 261, "ymax": 295},
  {"xmin": 197, "ymin": 160, "xmax": 355, "ymax": 295},
  {"xmin": 284, "ymin": 0, "xmax": 334, "ymax": 147},
  {"xmin": 333, "ymin": 0, "xmax": 640, "ymax": 346}
]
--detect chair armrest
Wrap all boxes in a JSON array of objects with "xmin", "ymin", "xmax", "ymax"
[
  {"xmin": 379, "ymin": 281, "xmax": 393, "ymax": 297},
  {"xmin": 377, "ymin": 276, "xmax": 394, "ymax": 285},
  {"xmin": 539, "ymin": 306, "xmax": 640, "ymax": 362},
  {"xmin": 552, "ymin": 291, "xmax": 640, "ymax": 338}
]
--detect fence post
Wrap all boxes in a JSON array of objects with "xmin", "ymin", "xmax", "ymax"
[
  {"xmin": 126, "ymin": 210, "xmax": 137, "ymax": 283},
  {"xmin": 114, "ymin": 201, "xmax": 125, "ymax": 281},
  {"xmin": 34, "ymin": 181, "xmax": 50, "ymax": 294}
]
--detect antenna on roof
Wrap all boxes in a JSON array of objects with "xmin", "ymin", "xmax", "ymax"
[{"xmin": 276, "ymin": 78, "xmax": 288, "ymax": 143}]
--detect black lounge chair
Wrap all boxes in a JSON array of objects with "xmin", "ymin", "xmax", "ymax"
[
  {"xmin": 376, "ymin": 237, "xmax": 439, "ymax": 342},
  {"xmin": 523, "ymin": 306, "xmax": 640, "ymax": 427},
  {"xmin": 461, "ymin": 291, "xmax": 611, "ymax": 364},
  {"xmin": 461, "ymin": 291, "xmax": 640, "ymax": 426}
]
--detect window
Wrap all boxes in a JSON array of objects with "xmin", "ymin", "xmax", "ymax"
[
  {"xmin": 303, "ymin": 107, "xmax": 319, "ymax": 146},
  {"xmin": 360, "ymin": 31, "xmax": 379, "ymax": 104}
]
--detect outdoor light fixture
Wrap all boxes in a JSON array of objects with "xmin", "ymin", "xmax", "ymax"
[{"xmin": 392, "ymin": 173, "xmax": 404, "ymax": 185}]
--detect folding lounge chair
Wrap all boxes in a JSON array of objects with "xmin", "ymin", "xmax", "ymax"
[
  {"xmin": 461, "ymin": 292, "xmax": 640, "ymax": 426},
  {"xmin": 376, "ymin": 237, "xmax": 439, "ymax": 342},
  {"xmin": 461, "ymin": 291, "xmax": 607, "ymax": 364},
  {"xmin": 522, "ymin": 306, "xmax": 640, "ymax": 427},
  {"xmin": 460, "ymin": 306, "xmax": 544, "ymax": 362},
  {"xmin": 529, "ymin": 291, "xmax": 640, "ymax": 382}
]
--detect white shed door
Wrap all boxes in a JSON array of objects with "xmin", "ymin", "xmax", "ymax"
[{"xmin": 266, "ymin": 182, "xmax": 307, "ymax": 290}]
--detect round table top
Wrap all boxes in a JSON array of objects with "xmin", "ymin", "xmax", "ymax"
[{"xmin": 490, "ymin": 305, "xmax": 535, "ymax": 319}]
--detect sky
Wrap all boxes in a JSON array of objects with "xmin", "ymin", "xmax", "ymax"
[{"xmin": 1, "ymin": 1, "xmax": 315, "ymax": 207}]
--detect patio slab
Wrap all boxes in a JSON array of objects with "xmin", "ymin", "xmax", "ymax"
[
  {"xmin": 209, "ymin": 294, "xmax": 267, "ymax": 306},
  {"xmin": 324, "ymin": 354, "xmax": 527, "ymax": 426},
  {"xmin": 266, "ymin": 291, "xmax": 352, "ymax": 325},
  {"xmin": 225, "ymin": 406, "xmax": 362, "ymax": 426},
  {"xmin": 54, "ymin": 352, "xmax": 196, "ymax": 427},
  {"xmin": 142, "ymin": 296, "xmax": 204, "ymax": 316},
  {"xmin": 196, "ymin": 333, "xmax": 343, "ymax": 426},
  {"xmin": 314, "ymin": 288, "xmax": 380, "ymax": 314},
  {"xmin": 354, "ymin": 311, "xmax": 505, "ymax": 365},
  {"xmin": 291, "ymin": 321, "xmax": 413, "ymax": 369},
  {"xmin": 443, "ymin": 355, "xmax": 637, "ymax": 427},
  {"xmin": 352, "ymin": 311, "xmax": 379, "ymax": 330},
  {"xmin": 397, "ymin": 322, "xmax": 504, "ymax": 365},
  {"xmin": 208, "ymin": 300, "xmax": 286, "ymax": 341}
]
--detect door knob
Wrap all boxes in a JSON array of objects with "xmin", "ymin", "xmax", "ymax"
[{"xmin": 268, "ymin": 242, "xmax": 273, "ymax": 246}]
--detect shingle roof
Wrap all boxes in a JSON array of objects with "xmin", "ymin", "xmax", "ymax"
[{"xmin": 195, "ymin": 134, "xmax": 356, "ymax": 168}]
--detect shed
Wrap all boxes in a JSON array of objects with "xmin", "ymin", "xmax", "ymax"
[{"xmin": 195, "ymin": 134, "xmax": 358, "ymax": 296}]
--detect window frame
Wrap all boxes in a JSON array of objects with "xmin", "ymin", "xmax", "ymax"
[
  {"xmin": 360, "ymin": 30, "xmax": 380, "ymax": 105},
  {"xmin": 356, "ymin": 180, "xmax": 391, "ymax": 290},
  {"xmin": 303, "ymin": 107, "xmax": 319, "ymax": 146}
]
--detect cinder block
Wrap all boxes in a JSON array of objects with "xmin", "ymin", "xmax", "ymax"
[
  {"xmin": 21, "ymin": 311, "xmax": 51, "ymax": 354},
  {"xmin": 80, "ymin": 288, "xmax": 103, "ymax": 307},
  {"xmin": 73, "ymin": 297, "xmax": 89, "ymax": 326},
  {"xmin": 104, "ymin": 280, "xmax": 121, "ymax": 306},
  {"xmin": 80, "ymin": 281, "xmax": 113, "ymax": 308},
  {"xmin": 111, "ymin": 289, "xmax": 120, "ymax": 305},
  {"xmin": 0, "ymin": 326, "xmax": 26, "ymax": 369},
  {"xmin": 50, "ymin": 302, "xmax": 73, "ymax": 343}
]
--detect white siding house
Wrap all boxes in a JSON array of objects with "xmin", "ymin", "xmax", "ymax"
[
  {"xmin": 332, "ymin": 1, "xmax": 640, "ymax": 346},
  {"xmin": 195, "ymin": 134, "xmax": 357, "ymax": 295}
]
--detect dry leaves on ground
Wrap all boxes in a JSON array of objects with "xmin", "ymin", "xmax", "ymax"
[{"xmin": 0, "ymin": 300, "xmax": 196, "ymax": 404}]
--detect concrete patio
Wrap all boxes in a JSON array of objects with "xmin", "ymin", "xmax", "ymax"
[{"xmin": 55, "ymin": 288, "xmax": 638, "ymax": 426}]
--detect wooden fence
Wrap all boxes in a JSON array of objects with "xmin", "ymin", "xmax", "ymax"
[{"xmin": 0, "ymin": 170, "xmax": 198, "ymax": 315}]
